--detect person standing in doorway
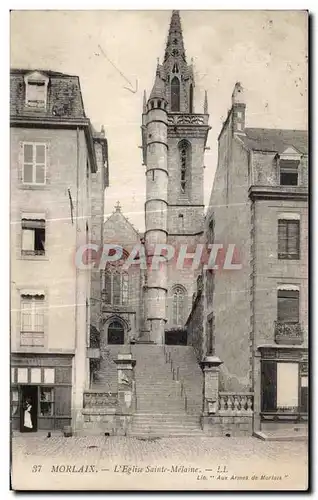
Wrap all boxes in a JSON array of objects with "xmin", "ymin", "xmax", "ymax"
[{"xmin": 24, "ymin": 398, "xmax": 33, "ymax": 431}]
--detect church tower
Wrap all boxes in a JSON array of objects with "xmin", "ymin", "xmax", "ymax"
[{"xmin": 142, "ymin": 11, "xmax": 210, "ymax": 343}]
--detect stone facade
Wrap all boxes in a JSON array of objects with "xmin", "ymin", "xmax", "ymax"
[
  {"xmin": 10, "ymin": 69, "xmax": 108, "ymax": 433},
  {"xmin": 200, "ymin": 82, "xmax": 308, "ymax": 435}
]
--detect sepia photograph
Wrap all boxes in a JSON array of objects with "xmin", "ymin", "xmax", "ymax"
[{"xmin": 9, "ymin": 8, "xmax": 308, "ymax": 491}]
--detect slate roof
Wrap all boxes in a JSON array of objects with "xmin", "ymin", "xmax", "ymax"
[
  {"xmin": 241, "ymin": 128, "xmax": 308, "ymax": 155},
  {"xmin": 10, "ymin": 68, "xmax": 86, "ymax": 119},
  {"xmin": 149, "ymin": 72, "xmax": 166, "ymax": 100}
]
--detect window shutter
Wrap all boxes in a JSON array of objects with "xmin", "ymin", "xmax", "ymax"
[
  {"xmin": 22, "ymin": 229, "xmax": 34, "ymax": 251},
  {"xmin": 288, "ymin": 221, "xmax": 300, "ymax": 256},
  {"xmin": 277, "ymin": 290, "xmax": 299, "ymax": 323},
  {"xmin": 278, "ymin": 221, "xmax": 288, "ymax": 255},
  {"xmin": 21, "ymin": 300, "xmax": 32, "ymax": 331}
]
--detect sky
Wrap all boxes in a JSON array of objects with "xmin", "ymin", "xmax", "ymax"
[{"xmin": 10, "ymin": 10, "xmax": 308, "ymax": 231}]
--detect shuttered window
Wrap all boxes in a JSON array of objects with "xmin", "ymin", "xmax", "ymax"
[
  {"xmin": 23, "ymin": 143, "xmax": 46, "ymax": 184},
  {"xmin": 277, "ymin": 289, "xmax": 299, "ymax": 323},
  {"xmin": 20, "ymin": 294, "xmax": 45, "ymax": 347},
  {"xmin": 278, "ymin": 219, "xmax": 300, "ymax": 259}
]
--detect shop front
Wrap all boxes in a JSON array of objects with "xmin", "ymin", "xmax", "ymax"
[{"xmin": 11, "ymin": 354, "xmax": 73, "ymax": 432}]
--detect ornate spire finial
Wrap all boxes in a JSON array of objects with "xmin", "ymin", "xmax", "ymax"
[
  {"xmin": 100, "ymin": 125, "xmax": 105, "ymax": 137},
  {"xmin": 204, "ymin": 90, "xmax": 208, "ymax": 114},
  {"xmin": 115, "ymin": 201, "xmax": 121, "ymax": 212},
  {"xmin": 164, "ymin": 10, "xmax": 186, "ymax": 63}
]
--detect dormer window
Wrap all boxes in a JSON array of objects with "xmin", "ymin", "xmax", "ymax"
[
  {"xmin": 279, "ymin": 148, "xmax": 301, "ymax": 186},
  {"xmin": 280, "ymin": 161, "xmax": 299, "ymax": 186},
  {"xmin": 24, "ymin": 72, "xmax": 49, "ymax": 110}
]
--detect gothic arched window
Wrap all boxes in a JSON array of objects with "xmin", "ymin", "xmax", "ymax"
[
  {"xmin": 103, "ymin": 268, "xmax": 129, "ymax": 306},
  {"xmin": 172, "ymin": 285, "xmax": 186, "ymax": 326},
  {"xmin": 189, "ymin": 84, "xmax": 193, "ymax": 113},
  {"xmin": 171, "ymin": 77, "xmax": 180, "ymax": 112},
  {"xmin": 179, "ymin": 140, "xmax": 191, "ymax": 193}
]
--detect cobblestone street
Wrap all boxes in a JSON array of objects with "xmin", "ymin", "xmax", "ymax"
[{"xmin": 11, "ymin": 434, "xmax": 308, "ymax": 491}]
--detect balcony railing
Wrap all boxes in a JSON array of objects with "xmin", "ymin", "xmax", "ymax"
[
  {"xmin": 20, "ymin": 331, "xmax": 44, "ymax": 347},
  {"xmin": 274, "ymin": 321, "xmax": 304, "ymax": 345}
]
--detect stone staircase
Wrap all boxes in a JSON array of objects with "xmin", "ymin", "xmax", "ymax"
[
  {"xmin": 130, "ymin": 345, "xmax": 204, "ymax": 437},
  {"xmin": 91, "ymin": 345, "xmax": 124, "ymax": 392},
  {"xmin": 165, "ymin": 346, "xmax": 204, "ymax": 415}
]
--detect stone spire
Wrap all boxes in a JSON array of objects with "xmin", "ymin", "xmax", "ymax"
[
  {"xmin": 115, "ymin": 201, "xmax": 121, "ymax": 212},
  {"xmin": 164, "ymin": 10, "xmax": 186, "ymax": 63}
]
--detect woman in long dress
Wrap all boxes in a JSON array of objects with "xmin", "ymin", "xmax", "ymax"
[{"xmin": 24, "ymin": 399, "xmax": 33, "ymax": 431}]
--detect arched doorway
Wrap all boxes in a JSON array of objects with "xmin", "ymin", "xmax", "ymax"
[{"xmin": 107, "ymin": 321, "xmax": 124, "ymax": 344}]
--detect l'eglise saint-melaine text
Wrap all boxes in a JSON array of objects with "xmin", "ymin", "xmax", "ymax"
[{"xmin": 114, "ymin": 465, "xmax": 199, "ymax": 475}]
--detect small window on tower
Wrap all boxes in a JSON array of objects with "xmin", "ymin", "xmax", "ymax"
[
  {"xmin": 179, "ymin": 140, "xmax": 191, "ymax": 194},
  {"xmin": 171, "ymin": 77, "xmax": 180, "ymax": 112},
  {"xmin": 158, "ymin": 100, "xmax": 162, "ymax": 108},
  {"xmin": 189, "ymin": 84, "xmax": 193, "ymax": 113}
]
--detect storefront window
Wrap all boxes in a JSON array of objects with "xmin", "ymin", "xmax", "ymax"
[
  {"xmin": 40, "ymin": 387, "xmax": 54, "ymax": 416},
  {"xmin": 261, "ymin": 360, "xmax": 308, "ymax": 414},
  {"xmin": 11, "ymin": 390, "xmax": 19, "ymax": 417}
]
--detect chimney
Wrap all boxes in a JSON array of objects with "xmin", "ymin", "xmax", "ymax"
[{"xmin": 231, "ymin": 82, "xmax": 246, "ymax": 134}]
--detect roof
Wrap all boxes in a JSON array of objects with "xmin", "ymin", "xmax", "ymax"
[
  {"xmin": 10, "ymin": 68, "xmax": 77, "ymax": 78},
  {"xmin": 10, "ymin": 68, "xmax": 86, "ymax": 119},
  {"xmin": 241, "ymin": 128, "xmax": 308, "ymax": 155},
  {"xmin": 149, "ymin": 72, "xmax": 166, "ymax": 100}
]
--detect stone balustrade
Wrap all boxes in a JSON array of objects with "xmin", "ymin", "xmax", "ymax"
[
  {"xmin": 218, "ymin": 392, "xmax": 254, "ymax": 415},
  {"xmin": 167, "ymin": 113, "xmax": 209, "ymax": 126}
]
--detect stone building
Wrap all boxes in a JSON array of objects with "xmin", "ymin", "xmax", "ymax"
[
  {"xmin": 188, "ymin": 82, "xmax": 308, "ymax": 437},
  {"xmin": 10, "ymin": 69, "xmax": 108, "ymax": 432}
]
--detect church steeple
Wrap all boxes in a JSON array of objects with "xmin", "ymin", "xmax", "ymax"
[
  {"xmin": 164, "ymin": 10, "xmax": 186, "ymax": 64},
  {"xmin": 147, "ymin": 10, "xmax": 195, "ymax": 114}
]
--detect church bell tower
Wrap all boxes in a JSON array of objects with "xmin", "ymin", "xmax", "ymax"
[{"xmin": 142, "ymin": 11, "xmax": 210, "ymax": 344}]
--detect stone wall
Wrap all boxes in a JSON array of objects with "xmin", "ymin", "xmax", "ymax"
[
  {"xmin": 186, "ymin": 290, "xmax": 204, "ymax": 361},
  {"xmin": 201, "ymin": 415, "xmax": 253, "ymax": 436}
]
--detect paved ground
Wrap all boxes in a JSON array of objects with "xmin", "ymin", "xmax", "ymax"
[{"xmin": 11, "ymin": 434, "xmax": 308, "ymax": 491}]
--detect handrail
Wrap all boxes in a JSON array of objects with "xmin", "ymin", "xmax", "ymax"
[{"xmin": 164, "ymin": 347, "xmax": 188, "ymax": 412}]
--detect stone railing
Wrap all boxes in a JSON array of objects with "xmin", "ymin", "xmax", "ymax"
[
  {"xmin": 218, "ymin": 393, "xmax": 254, "ymax": 415},
  {"xmin": 274, "ymin": 321, "xmax": 303, "ymax": 345},
  {"xmin": 167, "ymin": 113, "xmax": 209, "ymax": 126}
]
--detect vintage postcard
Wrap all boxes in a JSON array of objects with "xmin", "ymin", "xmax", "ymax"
[{"xmin": 10, "ymin": 9, "xmax": 308, "ymax": 491}]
